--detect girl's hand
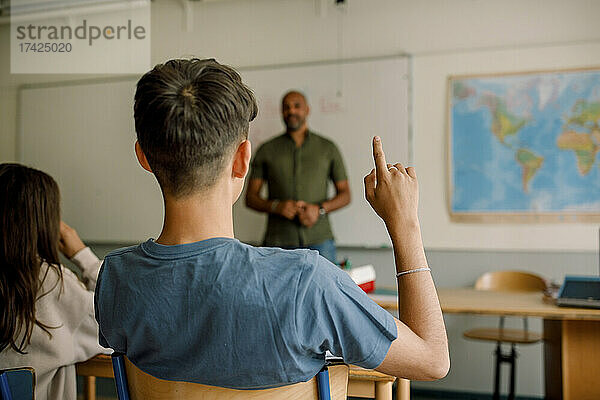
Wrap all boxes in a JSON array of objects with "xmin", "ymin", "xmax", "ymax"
[{"xmin": 59, "ymin": 221, "xmax": 86, "ymax": 259}]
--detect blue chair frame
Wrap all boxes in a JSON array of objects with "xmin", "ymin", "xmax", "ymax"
[
  {"xmin": 111, "ymin": 354, "xmax": 131, "ymax": 400},
  {"xmin": 111, "ymin": 352, "xmax": 335, "ymax": 400},
  {"xmin": 0, "ymin": 372, "xmax": 12, "ymax": 400}
]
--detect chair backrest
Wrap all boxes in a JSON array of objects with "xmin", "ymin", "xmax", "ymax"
[
  {"xmin": 112, "ymin": 354, "xmax": 348, "ymax": 400},
  {"xmin": 475, "ymin": 271, "xmax": 547, "ymax": 292},
  {"xmin": 0, "ymin": 368, "xmax": 35, "ymax": 400}
]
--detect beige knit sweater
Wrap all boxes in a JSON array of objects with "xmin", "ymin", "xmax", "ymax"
[{"xmin": 0, "ymin": 248, "xmax": 111, "ymax": 400}]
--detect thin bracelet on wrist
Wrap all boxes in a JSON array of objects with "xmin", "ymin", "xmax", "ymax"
[
  {"xmin": 396, "ymin": 267, "xmax": 431, "ymax": 278},
  {"xmin": 270, "ymin": 200, "xmax": 280, "ymax": 213}
]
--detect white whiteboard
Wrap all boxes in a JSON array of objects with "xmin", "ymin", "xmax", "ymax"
[
  {"xmin": 20, "ymin": 79, "xmax": 164, "ymax": 243},
  {"xmin": 19, "ymin": 56, "xmax": 411, "ymax": 246}
]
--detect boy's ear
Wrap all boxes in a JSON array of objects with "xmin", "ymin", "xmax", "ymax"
[
  {"xmin": 135, "ymin": 141, "xmax": 153, "ymax": 173},
  {"xmin": 232, "ymin": 140, "xmax": 251, "ymax": 179}
]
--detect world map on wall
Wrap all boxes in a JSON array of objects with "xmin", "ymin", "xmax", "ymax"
[{"xmin": 449, "ymin": 69, "xmax": 600, "ymax": 219}]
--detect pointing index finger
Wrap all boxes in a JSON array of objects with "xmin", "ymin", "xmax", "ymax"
[{"xmin": 372, "ymin": 136, "xmax": 388, "ymax": 180}]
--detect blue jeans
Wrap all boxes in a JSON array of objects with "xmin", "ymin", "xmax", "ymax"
[{"xmin": 305, "ymin": 239, "xmax": 337, "ymax": 265}]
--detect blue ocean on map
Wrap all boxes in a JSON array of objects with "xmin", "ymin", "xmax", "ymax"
[{"xmin": 451, "ymin": 70, "xmax": 600, "ymax": 215}]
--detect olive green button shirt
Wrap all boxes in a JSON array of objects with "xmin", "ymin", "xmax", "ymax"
[{"xmin": 250, "ymin": 130, "xmax": 348, "ymax": 247}]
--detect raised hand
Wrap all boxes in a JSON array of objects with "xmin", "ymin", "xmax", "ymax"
[{"xmin": 363, "ymin": 136, "xmax": 419, "ymax": 229}]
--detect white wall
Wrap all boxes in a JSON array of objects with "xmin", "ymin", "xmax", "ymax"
[{"xmin": 3, "ymin": 0, "xmax": 600, "ymax": 397}]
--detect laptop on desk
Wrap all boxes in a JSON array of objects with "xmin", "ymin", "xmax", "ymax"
[{"xmin": 556, "ymin": 276, "xmax": 600, "ymax": 309}]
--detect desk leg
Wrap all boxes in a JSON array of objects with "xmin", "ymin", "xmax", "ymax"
[
  {"xmin": 544, "ymin": 319, "xmax": 600, "ymax": 400},
  {"xmin": 374, "ymin": 380, "xmax": 393, "ymax": 400},
  {"xmin": 561, "ymin": 320, "xmax": 600, "ymax": 400},
  {"xmin": 544, "ymin": 319, "xmax": 562, "ymax": 400},
  {"xmin": 83, "ymin": 376, "xmax": 96, "ymax": 400},
  {"xmin": 396, "ymin": 378, "xmax": 410, "ymax": 400}
]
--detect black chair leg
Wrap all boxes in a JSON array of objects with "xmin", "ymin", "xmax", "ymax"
[
  {"xmin": 508, "ymin": 344, "xmax": 517, "ymax": 400},
  {"xmin": 493, "ymin": 343, "xmax": 501, "ymax": 400}
]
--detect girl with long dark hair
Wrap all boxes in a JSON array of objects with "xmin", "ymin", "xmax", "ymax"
[{"xmin": 0, "ymin": 163, "xmax": 109, "ymax": 400}]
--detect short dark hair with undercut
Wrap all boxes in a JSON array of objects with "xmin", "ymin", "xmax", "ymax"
[{"xmin": 134, "ymin": 58, "xmax": 258, "ymax": 197}]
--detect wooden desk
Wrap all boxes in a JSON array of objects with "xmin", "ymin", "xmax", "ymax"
[
  {"xmin": 76, "ymin": 354, "xmax": 113, "ymax": 400},
  {"xmin": 76, "ymin": 355, "xmax": 403, "ymax": 400},
  {"xmin": 370, "ymin": 288, "xmax": 600, "ymax": 400}
]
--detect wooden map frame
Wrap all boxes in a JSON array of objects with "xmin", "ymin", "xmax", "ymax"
[{"xmin": 446, "ymin": 66, "xmax": 600, "ymax": 223}]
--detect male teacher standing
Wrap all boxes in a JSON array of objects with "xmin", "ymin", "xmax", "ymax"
[{"xmin": 246, "ymin": 91, "xmax": 351, "ymax": 263}]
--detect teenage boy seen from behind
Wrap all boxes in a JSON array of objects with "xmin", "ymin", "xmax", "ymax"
[{"xmin": 94, "ymin": 58, "xmax": 449, "ymax": 389}]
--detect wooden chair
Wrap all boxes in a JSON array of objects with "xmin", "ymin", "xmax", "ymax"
[
  {"xmin": 111, "ymin": 353, "xmax": 348, "ymax": 400},
  {"xmin": 0, "ymin": 367, "xmax": 35, "ymax": 400},
  {"xmin": 347, "ymin": 365, "xmax": 396, "ymax": 400},
  {"xmin": 463, "ymin": 271, "xmax": 546, "ymax": 400}
]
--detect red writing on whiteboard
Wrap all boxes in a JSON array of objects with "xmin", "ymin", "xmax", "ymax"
[{"xmin": 319, "ymin": 97, "xmax": 343, "ymax": 114}]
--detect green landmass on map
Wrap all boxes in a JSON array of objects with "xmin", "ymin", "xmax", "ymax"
[
  {"xmin": 567, "ymin": 100, "xmax": 600, "ymax": 128},
  {"xmin": 453, "ymin": 81, "xmax": 475, "ymax": 100},
  {"xmin": 557, "ymin": 130, "xmax": 599, "ymax": 175},
  {"xmin": 481, "ymin": 94, "xmax": 529, "ymax": 145},
  {"xmin": 515, "ymin": 148, "xmax": 544, "ymax": 193}
]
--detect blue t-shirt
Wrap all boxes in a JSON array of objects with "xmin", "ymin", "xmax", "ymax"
[{"xmin": 94, "ymin": 238, "xmax": 396, "ymax": 389}]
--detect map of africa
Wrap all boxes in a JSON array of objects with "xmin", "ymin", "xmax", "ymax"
[{"xmin": 449, "ymin": 69, "xmax": 600, "ymax": 220}]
